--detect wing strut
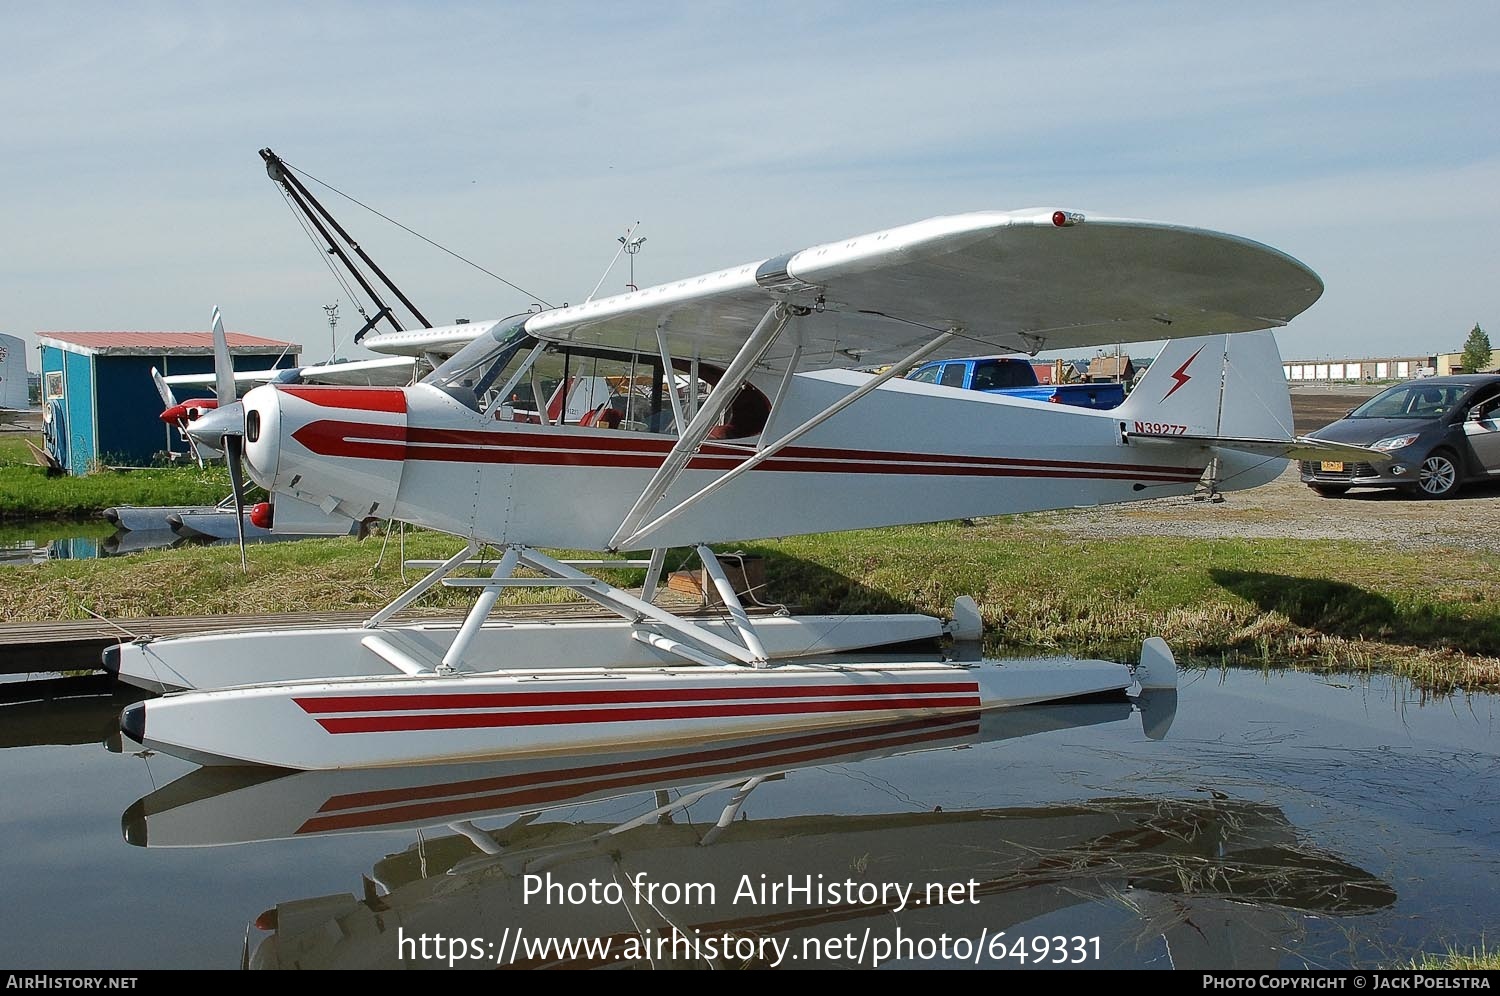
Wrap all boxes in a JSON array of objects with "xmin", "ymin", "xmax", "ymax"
[
  {"xmin": 640, "ymin": 547, "xmax": 668, "ymax": 602},
  {"xmin": 515, "ymin": 548, "xmax": 764, "ymax": 666},
  {"xmin": 696, "ymin": 544, "xmax": 768, "ymax": 662},
  {"xmin": 610, "ymin": 303, "xmax": 795, "ymax": 549},
  {"xmin": 363, "ymin": 540, "xmax": 480, "ymax": 628},
  {"xmin": 611, "ymin": 329, "xmax": 957, "ymax": 551},
  {"xmin": 655, "ymin": 323, "xmax": 687, "ymax": 434}
]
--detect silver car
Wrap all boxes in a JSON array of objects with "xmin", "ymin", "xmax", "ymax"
[{"xmin": 1300, "ymin": 375, "xmax": 1500, "ymax": 498}]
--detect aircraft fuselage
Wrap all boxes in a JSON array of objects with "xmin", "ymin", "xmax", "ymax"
[{"xmin": 242, "ymin": 371, "xmax": 1242, "ymax": 550}]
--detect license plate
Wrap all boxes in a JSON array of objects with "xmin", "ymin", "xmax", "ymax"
[{"xmin": 1320, "ymin": 461, "xmax": 1344, "ymax": 472}]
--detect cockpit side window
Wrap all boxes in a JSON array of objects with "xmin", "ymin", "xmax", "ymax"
[{"xmin": 427, "ymin": 326, "xmax": 774, "ymax": 438}]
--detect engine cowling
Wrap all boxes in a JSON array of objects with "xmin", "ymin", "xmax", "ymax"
[{"xmin": 243, "ymin": 384, "xmax": 407, "ymax": 523}]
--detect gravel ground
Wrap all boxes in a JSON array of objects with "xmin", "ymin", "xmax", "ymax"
[
  {"xmin": 1028, "ymin": 465, "xmax": 1500, "ymax": 551},
  {"xmin": 1027, "ymin": 387, "xmax": 1500, "ymax": 552}
]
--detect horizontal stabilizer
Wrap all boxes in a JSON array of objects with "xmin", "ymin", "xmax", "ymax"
[{"xmin": 1127, "ymin": 431, "xmax": 1391, "ymax": 464}]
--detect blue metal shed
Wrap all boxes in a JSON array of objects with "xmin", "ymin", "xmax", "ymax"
[{"xmin": 35, "ymin": 331, "xmax": 300, "ymax": 474}]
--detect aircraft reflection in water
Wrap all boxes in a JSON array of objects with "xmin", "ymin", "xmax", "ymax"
[{"xmin": 124, "ymin": 694, "xmax": 1395, "ymax": 970}]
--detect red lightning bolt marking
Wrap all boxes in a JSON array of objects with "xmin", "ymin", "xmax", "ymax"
[{"xmin": 1161, "ymin": 346, "xmax": 1206, "ymax": 402}]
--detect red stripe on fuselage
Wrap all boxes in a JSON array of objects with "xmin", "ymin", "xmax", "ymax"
[
  {"xmin": 280, "ymin": 386, "xmax": 407, "ymax": 413},
  {"xmin": 290, "ymin": 420, "xmax": 407, "ymax": 461},
  {"xmin": 289, "ymin": 418, "xmax": 1204, "ymax": 482},
  {"xmin": 404, "ymin": 425, "xmax": 1200, "ymax": 475}
]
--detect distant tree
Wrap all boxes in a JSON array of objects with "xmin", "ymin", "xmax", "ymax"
[{"xmin": 1461, "ymin": 323, "xmax": 1492, "ymax": 373}]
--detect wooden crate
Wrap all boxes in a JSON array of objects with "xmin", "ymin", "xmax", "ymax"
[{"xmin": 664, "ymin": 555, "xmax": 766, "ymax": 606}]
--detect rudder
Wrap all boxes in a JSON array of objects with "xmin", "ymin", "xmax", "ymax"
[
  {"xmin": 1118, "ymin": 331, "xmax": 1293, "ymax": 440},
  {"xmin": 1118, "ymin": 332, "xmax": 1296, "ymax": 492}
]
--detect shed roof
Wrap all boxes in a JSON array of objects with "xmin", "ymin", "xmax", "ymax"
[
  {"xmin": 35, "ymin": 331, "xmax": 299, "ymax": 357},
  {"xmin": 1088, "ymin": 354, "xmax": 1136, "ymax": 378}
]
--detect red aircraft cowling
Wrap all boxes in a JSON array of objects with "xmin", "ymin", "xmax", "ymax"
[{"xmin": 161, "ymin": 399, "xmax": 219, "ymax": 424}]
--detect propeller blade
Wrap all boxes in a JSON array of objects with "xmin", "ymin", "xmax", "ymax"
[
  {"xmin": 153, "ymin": 365, "xmax": 199, "ymax": 463},
  {"xmin": 150, "ymin": 366, "xmax": 177, "ymax": 408},
  {"xmin": 226, "ymin": 433, "xmax": 248, "ymax": 572},
  {"xmin": 212, "ymin": 306, "xmax": 235, "ymax": 406}
]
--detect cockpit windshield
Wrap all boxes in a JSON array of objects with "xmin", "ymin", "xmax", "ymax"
[{"xmin": 424, "ymin": 315, "xmax": 534, "ymax": 410}]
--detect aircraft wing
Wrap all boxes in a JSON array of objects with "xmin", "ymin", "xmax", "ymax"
[
  {"xmin": 358, "ymin": 320, "xmax": 502, "ymax": 359},
  {"xmin": 164, "ymin": 355, "xmax": 416, "ymax": 391},
  {"xmin": 521, "ymin": 209, "xmax": 1324, "ymax": 371},
  {"xmin": 163, "ymin": 369, "xmax": 284, "ymax": 392},
  {"xmin": 288, "ymin": 356, "xmax": 417, "ymax": 386}
]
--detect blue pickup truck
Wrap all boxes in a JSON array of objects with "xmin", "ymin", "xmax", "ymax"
[{"xmin": 905, "ymin": 356, "xmax": 1125, "ymax": 410}]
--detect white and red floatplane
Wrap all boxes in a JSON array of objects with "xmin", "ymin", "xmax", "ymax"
[{"xmin": 117, "ymin": 208, "xmax": 1382, "ymax": 769}]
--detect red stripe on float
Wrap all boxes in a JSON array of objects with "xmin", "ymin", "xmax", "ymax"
[
  {"xmin": 295, "ymin": 681, "xmax": 978, "ymax": 714},
  {"xmin": 310, "ymin": 694, "xmax": 983, "ymax": 734},
  {"xmin": 314, "ymin": 714, "xmax": 979, "ymax": 813},
  {"xmin": 297, "ymin": 717, "xmax": 981, "ymax": 833}
]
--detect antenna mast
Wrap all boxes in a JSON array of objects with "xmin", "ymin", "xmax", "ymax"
[
  {"xmin": 619, "ymin": 226, "xmax": 646, "ymax": 292},
  {"xmin": 323, "ymin": 302, "xmax": 340, "ymax": 360}
]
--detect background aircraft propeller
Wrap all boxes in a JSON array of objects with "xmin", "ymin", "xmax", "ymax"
[{"xmin": 151, "ymin": 366, "xmax": 211, "ymax": 468}]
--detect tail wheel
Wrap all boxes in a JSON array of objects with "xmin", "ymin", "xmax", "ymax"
[{"xmin": 1416, "ymin": 451, "xmax": 1460, "ymax": 499}]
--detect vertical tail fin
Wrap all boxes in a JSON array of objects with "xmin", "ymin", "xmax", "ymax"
[
  {"xmin": 1118, "ymin": 331, "xmax": 1296, "ymax": 493},
  {"xmin": 1118, "ymin": 331, "xmax": 1293, "ymax": 440}
]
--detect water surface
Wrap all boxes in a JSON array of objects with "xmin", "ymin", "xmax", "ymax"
[{"xmin": 0, "ymin": 665, "xmax": 1494, "ymax": 969}]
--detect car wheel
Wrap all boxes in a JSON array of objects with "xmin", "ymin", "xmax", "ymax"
[
  {"xmin": 1309, "ymin": 484, "xmax": 1349, "ymax": 497},
  {"xmin": 1416, "ymin": 451, "xmax": 1461, "ymax": 499}
]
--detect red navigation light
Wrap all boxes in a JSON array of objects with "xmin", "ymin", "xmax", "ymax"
[
  {"xmin": 249, "ymin": 502, "xmax": 273, "ymax": 529},
  {"xmin": 1052, "ymin": 211, "xmax": 1068, "ymax": 227}
]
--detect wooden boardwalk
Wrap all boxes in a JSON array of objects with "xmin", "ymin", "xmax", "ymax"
[{"xmin": 0, "ymin": 591, "xmax": 716, "ymax": 674}]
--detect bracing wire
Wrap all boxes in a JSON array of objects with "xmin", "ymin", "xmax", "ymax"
[
  {"xmin": 584, "ymin": 222, "xmax": 637, "ymax": 303},
  {"xmin": 280, "ymin": 157, "xmax": 555, "ymax": 308},
  {"xmin": 584, "ymin": 238, "xmax": 628, "ymax": 304},
  {"xmin": 277, "ymin": 186, "xmax": 371, "ymax": 322}
]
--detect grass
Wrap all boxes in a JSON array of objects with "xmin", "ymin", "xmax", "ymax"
[
  {"xmin": 0, "ymin": 433, "xmax": 37, "ymax": 464},
  {"xmin": 1, "ymin": 433, "xmax": 231, "ymax": 519},
  {"xmin": 1409, "ymin": 942, "xmax": 1499, "ymax": 970},
  {"xmin": 0, "ymin": 528, "xmax": 647, "ymax": 620},
  {"xmin": 1, "ymin": 515, "xmax": 1497, "ymax": 694},
  {"xmin": 747, "ymin": 519, "xmax": 1500, "ymax": 693}
]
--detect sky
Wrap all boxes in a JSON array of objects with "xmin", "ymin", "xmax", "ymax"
[{"xmin": 2, "ymin": 1, "xmax": 1496, "ymax": 370}]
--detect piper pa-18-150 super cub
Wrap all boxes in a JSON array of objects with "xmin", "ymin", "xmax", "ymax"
[{"xmin": 117, "ymin": 208, "xmax": 1384, "ymax": 769}]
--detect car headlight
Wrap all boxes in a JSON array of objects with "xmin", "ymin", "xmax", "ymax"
[{"xmin": 1370, "ymin": 434, "xmax": 1421, "ymax": 451}]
